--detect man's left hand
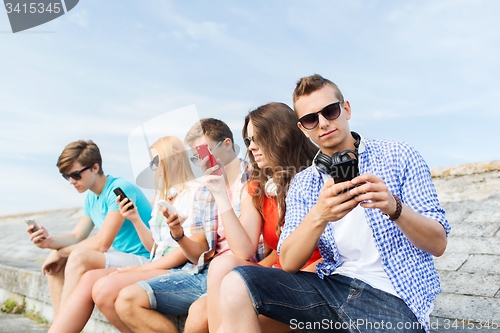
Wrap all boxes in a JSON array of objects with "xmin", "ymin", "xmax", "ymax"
[{"xmin": 350, "ymin": 173, "xmax": 397, "ymax": 217}]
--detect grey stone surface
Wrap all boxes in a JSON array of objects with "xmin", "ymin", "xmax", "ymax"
[
  {"xmin": 433, "ymin": 293, "xmax": 500, "ymax": 325},
  {"xmin": 449, "ymin": 223, "xmax": 500, "ymax": 237},
  {"xmin": 445, "ymin": 237, "xmax": 500, "ymax": 255},
  {"xmin": 434, "ymin": 253, "xmax": 470, "ymax": 271},
  {"xmin": 439, "ymin": 271, "xmax": 500, "ymax": 297},
  {"xmin": 0, "ymin": 312, "xmax": 49, "ymax": 332},
  {"xmin": 459, "ymin": 254, "xmax": 500, "ymax": 275}
]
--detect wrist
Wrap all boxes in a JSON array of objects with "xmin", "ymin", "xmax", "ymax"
[
  {"xmin": 170, "ymin": 230, "xmax": 185, "ymax": 242},
  {"xmin": 383, "ymin": 194, "xmax": 402, "ymax": 221}
]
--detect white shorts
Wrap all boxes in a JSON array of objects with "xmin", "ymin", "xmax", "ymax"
[{"xmin": 104, "ymin": 251, "xmax": 150, "ymax": 269}]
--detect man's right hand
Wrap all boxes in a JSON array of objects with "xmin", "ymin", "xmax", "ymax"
[
  {"xmin": 28, "ymin": 225, "xmax": 52, "ymax": 248},
  {"xmin": 310, "ymin": 179, "xmax": 359, "ymax": 224}
]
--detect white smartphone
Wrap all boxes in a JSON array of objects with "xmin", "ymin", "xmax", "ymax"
[
  {"xmin": 156, "ymin": 200, "xmax": 179, "ymax": 216},
  {"xmin": 25, "ymin": 219, "xmax": 46, "ymax": 240}
]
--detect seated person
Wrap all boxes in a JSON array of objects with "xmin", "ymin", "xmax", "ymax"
[
  {"xmin": 202, "ymin": 102, "xmax": 323, "ymax": 333},
  {"xmin": 218, "ymin": 75, "xmax": 449, "ymax": 333},
  {"xmin": 112, "ymin": 118, "xmax": 251, "ymax": 333},
  {"xmin": 27, "ymin": 140, "xmax": 152, "ymax": 317},
  {"xmin": 47, "ymin": 136, "xmax": 200, "ymax": 333}
]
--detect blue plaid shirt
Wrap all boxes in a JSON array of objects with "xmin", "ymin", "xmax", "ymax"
[{"xmin": 278, "ymin": 137, "xmax": 449, "ymax": 332}]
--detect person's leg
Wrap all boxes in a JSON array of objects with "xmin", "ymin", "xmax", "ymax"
[
  {"xmin": 59, "ymin": 248, "xmax": 106, "ymax": 309},
  {"xmin": 184, "ymin": 296, "xmax": 208, "ymax": 333},
  {"xmin": 222, "ymin": 266, "xmax": 424, "ymax": 333},
  {"xmin": 48, "ymin": 268, "xmax": 116, "ymax": 333},
  {"xmin": 115, "ymin": 269, "xmax": 208, "ymax": 333},
  {"xmin": 92, "ymin": 269, "xmax": 170, "ymax": 333},
  {"xmin": 47, "ymin": 259, "xmax": 67, "ymax": 318},
  {"xmin": 207, "ymin": 256, "xmax": 258, "ymax": 333},
  {"xmin": 219, "ymin": 271, "xmax": 262, "ymax": 333},
  {"xmin": 115, "ymin": 284, "xmax": 179, "ymax": 333}
]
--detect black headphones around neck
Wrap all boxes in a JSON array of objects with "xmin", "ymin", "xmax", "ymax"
[{"xmin": 314, "ymin": 131, "xmax": 361, "ymax": 175}]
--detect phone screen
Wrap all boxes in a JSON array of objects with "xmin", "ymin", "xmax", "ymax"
[{"xmin": 113, "ymin": 187, "xmax": 135, "ymax": 211}]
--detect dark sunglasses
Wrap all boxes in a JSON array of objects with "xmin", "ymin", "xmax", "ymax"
[
  {"xmin": 243, "ymin": 136, "xmax": 255, "ymax": 148},
  {"xmin": 149, "ymin": 155, "xmax": 159, "ymax": 170},
  {"xmin": 62, "ymin": 166, "xmax": 91, "ymax": 181},
  {"xmin": 189, "ymin": 154, "xmax": 201, "ymax": 166},
  {"xmin": 298, "ymin": 101, "xmax": 343, "ymax": 130}
]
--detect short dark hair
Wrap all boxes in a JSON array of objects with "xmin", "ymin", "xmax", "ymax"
[
  {"xmin": 292, "ymin": 74, "xmax": 344, "ymax": 115},
  {"xmin": 57, "ymin": 140, "xmax": 103, "ymax": 175},
  {"xmin": 184, "ymin": 118, "xmax": 235, "ymax": 151}
]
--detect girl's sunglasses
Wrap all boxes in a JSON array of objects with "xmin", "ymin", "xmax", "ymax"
[
  {"xmin": 243, "ymin": 136, "xmax": 255, "ymax": 148},
  {"xmin": 149, "ymin": 155, "xmax": 159, "ymax": 170},
  {"xmin": 297, "ymin": 101, "xmax": 343, "ymax": 130},
  {"xmin": 62, "ymin": 166, "xmax": 91, "ymax": 181}
]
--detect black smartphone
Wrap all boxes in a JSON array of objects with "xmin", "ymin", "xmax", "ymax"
[
  {"xmin": 113, "ymin": 187, "xmax": 135, "ymax": 211},
  {"xmin": 330, "ymin": 159, "xmax": 361, "ymax": 194}
]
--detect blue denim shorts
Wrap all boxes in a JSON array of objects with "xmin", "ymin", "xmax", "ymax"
[
  {"xmin": 232, "ymin": 266, "xmax": 424, "ymax": 333},
  {"xmin": 136, "ymin": 263, "xmax": 208, "ymax": 315}
]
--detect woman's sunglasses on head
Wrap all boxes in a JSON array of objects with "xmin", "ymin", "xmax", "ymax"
[
  {"xmin": 298, "ymin": 101, "xmax": 343, "ymax": 130},
  {"xmin": 62, "ymin": 166, "xmax": 91, "ymax": 181},
  {"xmin": 149, "ymin": 155, "xmax": 160, "ymax": 170}
]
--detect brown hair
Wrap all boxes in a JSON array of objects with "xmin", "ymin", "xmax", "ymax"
[
  {"xmin": 57, "ymin": 140, "xmax": 103, "ymax": 175},
  {"xmin": 151, "ymin": 136, "xmax": 196, "ymax": 201},
  {"xmin": 243, "ymin": 103, "xmax": 318, "ymax": 234},
  {"xmin": 292, "ymin": 74, "xmax": 344, "ymax": 115},
  {"xmin": 184, "ymin": 118, "xmax": 235, "ymax": 151}
]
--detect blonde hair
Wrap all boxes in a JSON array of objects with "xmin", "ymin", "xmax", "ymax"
[{"xmin": 151, "ymin": 136, "xmax": 196, "ymax": 200}]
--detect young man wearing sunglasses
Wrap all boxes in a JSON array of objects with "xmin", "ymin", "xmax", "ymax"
[
  {"xmin": 218, "ymin": 74, "xmax": 449, "ymax": 333},
  {"xmin": 28, "ymin": 140, "xmax": 152, "ymax": 317}
]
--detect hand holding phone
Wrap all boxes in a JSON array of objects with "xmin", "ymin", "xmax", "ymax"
[
  {"xmin": 26, "ymin": 219, "xmax": 48, "ymax": 245},
  {"xmin": 196, "ymin": 143, "xmax": 222, "ymax": 176},
  {"xmin": 157, "ymin": 200, "xmax": 179, "ymax": 216},
  {"xmin": 114, "ymin": 187, "xmax": 135, "ymax": 211}
]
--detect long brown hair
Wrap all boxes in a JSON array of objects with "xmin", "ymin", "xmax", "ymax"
[{"xmin": 243, "ymin": 102, "xmax": 318, "ymax": 234}]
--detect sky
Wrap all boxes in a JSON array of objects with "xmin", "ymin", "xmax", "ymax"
[{"xmin": 1, "ymin": 0, "xmax": 499, "ymax": 216}]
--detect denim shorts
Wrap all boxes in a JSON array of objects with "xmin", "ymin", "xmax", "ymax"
[
  {"xmin": 232, "ymin": 266, "xmax": 424, "ymax": 333},
  {"xmin": 136, "ymin": 263, "xmax": 207, "ymax": 315}
]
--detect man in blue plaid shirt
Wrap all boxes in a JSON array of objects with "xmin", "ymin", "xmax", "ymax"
[{"xmin": 219, "ymin": 74, "xmax": 449, "ymax": 333}]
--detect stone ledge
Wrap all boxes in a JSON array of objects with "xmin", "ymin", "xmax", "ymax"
[
  {"xmin": 0, "ymin": 262, "xmax": 187, "ymax": 333},
  {"xmin": 433, "ymin": 293, "xmax": 500, "ymax": 324}
]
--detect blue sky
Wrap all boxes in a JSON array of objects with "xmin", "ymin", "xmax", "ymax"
[{"xmin": 1, "ymin": 0, "xmax": 499, "ymax": 216}]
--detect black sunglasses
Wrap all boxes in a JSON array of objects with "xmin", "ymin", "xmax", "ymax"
[
  {"xmin": 149, "ymin": 155, "xmax": 159, "ymax": 170},
  {"xmin": 62, "ymin": 166, "xmax": 91, "ymax": 181},
  {"xmin": 243, "ymin": 136, "xmax": 255, "ymax": 148},
  {"xmin": 298, "ymin": 101, "xmax": 343, "ymax": 130}
]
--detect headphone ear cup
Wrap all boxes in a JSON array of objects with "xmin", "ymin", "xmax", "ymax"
[{"xmin": 315, "ymin": 153, "xmax": 332, "ymax": 174}]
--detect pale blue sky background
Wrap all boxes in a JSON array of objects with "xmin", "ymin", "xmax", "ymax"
[{"xmin": 1, "ymin": 0, "xmax": 499, "ymax": 216}]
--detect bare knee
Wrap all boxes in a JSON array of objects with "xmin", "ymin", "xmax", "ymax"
[
  {"xmin": 220, "ymin": 271, "xmax": 251, "ymax": 310},
  {"xmin": 92, "ymin": 275, "xmax": 117, "ymax": 307},
  {"xmin": 207, "ymin": 256, "xmax": 244, "ymax": 285},
  {"xmin": 115, "ymin": 284, "xmax": 145, "ymax": 320},
  {"xmin": 65, "ymin": 248, "xmax": 95, "ymax": 276}
]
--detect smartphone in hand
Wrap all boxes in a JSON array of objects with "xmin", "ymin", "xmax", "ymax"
[
  {"xmin": 113, "ymin": 187, "xmax": 135, "ymax": 211},
  {"xmin": 25, "ymin": 219, "xmax": 46, "ymax": 240},
  {"xmin": 196, "ymin": 143, "xmax": 222, "ymax": 176}
]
